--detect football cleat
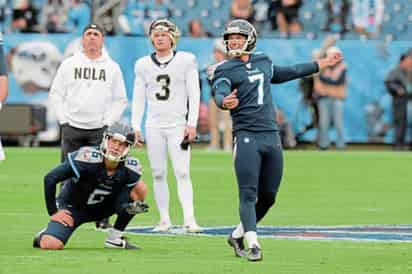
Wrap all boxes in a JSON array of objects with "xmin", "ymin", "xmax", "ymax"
[
  {"xmin": 183, "ymin": 223, "xmax": 203, "ymax": 233},
  {"xmin": 227, "ymin": 235, "xmax": 246, "ymax": 257},
  {"xmin": 105, "ymin": 236, "xmax": 140, "ymax": 249},
  {"xmin": 246, "ymin": 245, "xmax": 263, "ymax": 262},
  {"xmin": 32, "ymin": 228, "xmax": 46, "ymax": 248},
  {"xmin": 152, "ymin": 222, "xmax": 172, "ymax": 232}
]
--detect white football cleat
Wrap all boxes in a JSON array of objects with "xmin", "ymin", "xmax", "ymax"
[
  {"xmin": 152, "ymin": 222, "xmax": 172, "ymax": 232},
  {"xmin": 183, "ymin": 223, "xmax": 203, "ymax": 233}
]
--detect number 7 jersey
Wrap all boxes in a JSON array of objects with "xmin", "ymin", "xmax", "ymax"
[
  {"xmin": 210, "ymin": 52, "xmax": 278, "ymax": 133},
  {"xmin": 132, "ymin": 51, "xmax": 200, "ymax": 130}
]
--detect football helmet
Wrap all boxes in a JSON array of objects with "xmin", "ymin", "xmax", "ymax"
[
  {"xmin": 223, "ymin": 19, "xmax": 257, "ymax": 57},
  {"xmin": 100, "ymin": 121, "xmax": 135, "ymax": 162},
  {"xmin": 149, "ymin": 18, "xmax": 180, "ymax": 49}
]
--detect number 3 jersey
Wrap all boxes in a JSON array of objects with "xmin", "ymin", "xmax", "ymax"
[
  {"xmin": 131, "ymin": 51, "xmax": 200, "ymax": 130},
  {"xmin": 47, "ymin": 147, "xmax": 142, "ymax": 214}
]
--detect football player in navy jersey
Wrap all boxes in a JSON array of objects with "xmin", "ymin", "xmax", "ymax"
[
  {"xmin": 33, "ymin": 122, "xmax": 149, "ymax": 250},
  {"xmin": 209, "ymin": 19, "xmax": 343, "ymax": 261}
]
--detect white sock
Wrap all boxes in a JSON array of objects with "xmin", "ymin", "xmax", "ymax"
[
  {"xmin": 153, "ymin": 179, "xmax": 171, "ymax": 224},
  {"xmin": 106, "ymin": 228, "xmax": 122, "ymax": 242},
  {"xmin": 0, "ymin": 139, "xmax": 5, "ymax": 161},
  {"xmin": 176, "ymin": 175, "xmax": 195, "ymax": 225},
  {"xmin": 231, "ymin": 223, "xmax": 244, "ymax": 239},
  {"xmin": 244, "ymin": 231, "xmax": 260, "ymax": 248}
]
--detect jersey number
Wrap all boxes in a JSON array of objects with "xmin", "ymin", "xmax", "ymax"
[
  {"xmin": 156, "ymin": 74, "xmax": 171, "ymax": 100},
  {"xmin": 248, "ymin": 73, "xmax": 264, "ymax": 105},
  {"xmin": 87, "ymin": 189, "xmax": 111, "ymax": 205}
]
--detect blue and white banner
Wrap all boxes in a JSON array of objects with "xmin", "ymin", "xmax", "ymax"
[{"xmin": 2, "ymin": 34, "xmax": 410, "ymax": 143}]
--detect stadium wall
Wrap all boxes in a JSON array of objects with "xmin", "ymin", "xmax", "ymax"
[{"xmin": 2, "ymin": 34, "xmax": 411, "ymax": 143}]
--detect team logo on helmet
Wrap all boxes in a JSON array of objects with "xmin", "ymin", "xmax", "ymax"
[
  {"xmin": 223, "ymin": 19, "xmax": 257, "ymax": 58},
  {"xmin": 100, "ymin": 121, "xmax": 135, "ymax": 162},
  {"xmin": 149, "ymin": 18, "xmax": 180, "ymax": 49}
]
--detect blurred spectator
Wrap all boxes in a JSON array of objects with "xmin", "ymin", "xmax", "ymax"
[
  {"xmin": 352, "ymin": 0, "xmax": 384, "ymax": 37},
  {"xmin": 384, "ymin": 48, "xmax": 412, "ymax": 150},
  {"xmin": 314, "ymin": 46, "xmax": 347, "ymax": 149},
  {"xmin": 273, "ymin": 0, "xmax": 302, "ymax": 37},
  {"xmin": 207, "ymin": 39, "xmax": 232, "ymax": 151},
  {"xmin": 65, "ymin": 0, "xmax": 90, "ymax": 35},
  {"xmin": 118, "ymin": 0, "xmax": 146, "ymax": 36},
  {"xmin": 229, "ymin": 0, "xmax": 255, "ymax": 24},
  {"xmin": 267, "ymin": 0, "xmax": 278, "ymax": 31},
  {"xmin": 253, "ymin": 0, "xmax": 269, "ymax": 32},
  {"xmin": 276, "ymin": 108, "xmax": 296, "ymax": 148},
  {"xmin": 39, "ymin": 0, "xmax": 68, "ymax": 33},
  {"xmin": 323, "ymin": 0, "xmax": 350, "ymax": 34},
  {"xmin": 145, "ymin": 0, "xmax": 170, "ymax": 32},
  {"xmin": 11, "ymin": 0, "xmax": 39, "ymax": 33},
  {"xmin": 188, "ymin": 19, "xmax": 212, "ymax": 38},
  {"xmin": 296, "ymin": 48, "xmax": 322, "ymax": 141}
]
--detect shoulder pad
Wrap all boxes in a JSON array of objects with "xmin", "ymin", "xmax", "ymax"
[
  {"xmin": 73, "ymin": 147, "xmax": 103, "ymax": 164},
  {"xmin": 124, "ymin": 157, "xmax": 143, "ymax": 175},
  {"xmin": 207, "ymin": 60, "xmax": 227, "ymax": 81}
]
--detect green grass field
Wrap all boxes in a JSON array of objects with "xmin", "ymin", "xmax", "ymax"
[{"xmin": 0, "ymin": 148, "xmax": 411, "ymax": 274}]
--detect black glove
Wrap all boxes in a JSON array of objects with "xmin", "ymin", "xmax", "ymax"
[
  {"xmin": 180, "ymin": 135, "xmax": 191, "ymax": 150},
  {"xmin": 126, "ymin": 201, "xmax": 149, "ymax": 215}
]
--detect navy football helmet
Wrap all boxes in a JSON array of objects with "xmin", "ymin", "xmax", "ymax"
[
  {"xmin": 223, "ymin": 19, "xmax": 257, "ymax": 57},
  {"xmin": 101, "ymin": 121, "xmax": 135, "ymax": 162}
]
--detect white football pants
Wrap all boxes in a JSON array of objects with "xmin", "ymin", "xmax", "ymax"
[{"xmin": 145, "ymin": 126, "xmax": 196, "ymax": 225}]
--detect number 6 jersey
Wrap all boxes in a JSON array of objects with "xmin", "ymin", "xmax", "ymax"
[{"xmin": 131, "ymin": 51, "xmax": 200, "ymax": 130}]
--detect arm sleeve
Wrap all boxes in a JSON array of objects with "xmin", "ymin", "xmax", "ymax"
[
  {"xmin": 103, "ymin": 64, "xmax": 128, "ymax": 126},
  {"xmin": 44, "ymin": 162, "xmax": 76, "ymax": 216},
  {"xmin": 131, "ymin": 61, "xmax": 146, "ymax": 131},
  {"xmin": 271, "ymin": 62, "xmax": 319, "ymax": 83},
  {"xmin": 319, "ymin": 69, "xmax": 346, "ymax": 85},
  {"xmin": 211, "ymin": 67, "xmax": 232, "ymax": 109},
  {"xmin": 49, "ymin": 63, "xmax": 68, "ymax": 124},
  {"xmin": 185, "ymin": 55, "xmax": 201, "ymax": 127}
]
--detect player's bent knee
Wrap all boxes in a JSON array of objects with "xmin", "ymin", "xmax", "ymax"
[
  {"xmin": 40, "ymin": 235, "xmax": 65, "ymax": 250},
  {"xmin": 131, "ymin": 181, "xmax": 148, "ymax": 201},
  {"xmin": 152, "ymin": 170, "xmax": 166, "ymax": 182}
]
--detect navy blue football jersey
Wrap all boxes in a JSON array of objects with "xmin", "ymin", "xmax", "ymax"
[
  {"xmin": 44, "ymin": 147, "xmax": 142, "ymax": 214},
  {"xmin": 210, "ymin": 52, "xmax": 318, "ymax": 133}
]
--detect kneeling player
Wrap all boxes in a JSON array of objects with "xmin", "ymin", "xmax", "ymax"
[{"xmin": 33, "ymin": 122, "xmax": 149, "ymax": 250}]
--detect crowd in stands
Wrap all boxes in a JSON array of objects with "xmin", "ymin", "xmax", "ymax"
[{"xmin": 0, "ymin": 0, "xmax": 410, "ymax": 40}]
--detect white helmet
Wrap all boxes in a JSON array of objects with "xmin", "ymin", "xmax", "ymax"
[{"xmin": 149, "ymin": 18, "xmax": 181, "ymax": 49}]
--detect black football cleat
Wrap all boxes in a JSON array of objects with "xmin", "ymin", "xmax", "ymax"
[
  {"xmin": 105, "ymin": 236, "xmax": 140, "ymax": 250},
  {"xmin": 246, "ymin": 245, "xmax": 263, "ymax": 262},
  {"xmin": 227, "ymin": 235, "xmax": 246, "ymax": 257},
  {"xmin": 33, "ymin": 229, "xmax": 46, "ymax": 248}
]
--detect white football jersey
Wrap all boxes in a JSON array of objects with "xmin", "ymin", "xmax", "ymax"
[{"xmin": 132, "ymin": 51, "xmax": 200, "ymax": 130}]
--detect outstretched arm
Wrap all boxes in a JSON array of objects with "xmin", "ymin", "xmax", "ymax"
[{"xmin": 271, "ymin": 52, "xmax": 343, "ymax": 83}]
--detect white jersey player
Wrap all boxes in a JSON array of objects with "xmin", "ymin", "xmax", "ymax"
[{"xmin": 131, "ymin": 19, "xmax": 201, "ymax": 233}]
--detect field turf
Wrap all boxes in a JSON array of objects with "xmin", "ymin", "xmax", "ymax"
[{"xmin": 0, "ymin": 148, "xmax": 411, "ymax": 274}]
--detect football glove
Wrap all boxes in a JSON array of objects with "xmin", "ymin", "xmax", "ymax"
[{"xmin": 126, "ymin": 201, "xmax": 149, "ymax": 215}]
